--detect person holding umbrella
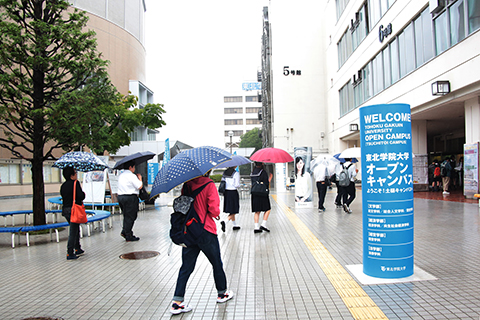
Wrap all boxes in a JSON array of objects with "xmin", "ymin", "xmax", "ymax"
[
  {"xmin": 117, "ymin": 160, "xmax": 143, "ymax": 241},
  {"xmin": 60, "ymin": 167, "xmax": 86, "ymax": 260},
  {"xmin": 171, "ymin": 169, "xmax": 234, "ymax": 314},
  {"xmin": 251, "ymin": 162, "xmax": 273, "ymax": 233}
]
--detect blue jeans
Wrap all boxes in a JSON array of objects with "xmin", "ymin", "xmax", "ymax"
[{"xmin": 173, "ymin": 231, "xmax": 227, "ymax": 302}]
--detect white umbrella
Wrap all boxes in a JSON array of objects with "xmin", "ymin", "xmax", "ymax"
[{"xmin": 339, "ymin": 147, "xmax": 361, "ymax": 159}]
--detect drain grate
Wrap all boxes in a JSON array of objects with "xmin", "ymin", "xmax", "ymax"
[{"xmin": 119, "ymin": 251, "xmax": 160, "ymax": 260}]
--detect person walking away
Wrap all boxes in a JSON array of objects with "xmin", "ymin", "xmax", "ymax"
[
  {"xmin": 341, "ymin": 158, "xmax": 357, "ymax": 214},
  {"xmin": 432, "ymin": 161, "xmax": 442, "ymax": 192},
  {"xmin": 220, "ymin": 167, "xmax": 241, "ymax": 232},
  {"xmin": 117, "ymin": 160, "xmax": 143, "ymax": 241},
  {"xmin": 171, "ymin": 171, "xmax": 234, "ymax": 314},
  {"xmin": 333, "ymin": 161, "xmax": 343, "ymax": 208},
  {"xmin": 60, "ymin": 167, "xmax": 86, "ymax": 260},
  {"xmin": 313, "ymin": 161, "xmax": 328, "ymax": 212},
  {"xmin": 441, "ymin": 157, "xmax": 452, "ymax": 195},
  {"xmin": 251, "ymin": 162, "xmax": 273, "ymax": 233}
]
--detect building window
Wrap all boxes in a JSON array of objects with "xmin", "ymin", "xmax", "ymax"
[
  {"xmin": 224, "ymin": 119, "xmax": 243, "ymax": 125},
  {"xmin": 339, "ymin": 81, "xmax": 354, "ymax": 117},
  {"xmin": 450, "ymin": 0, "xmax": 466, "ymax": 46},
  {"xmin": 368, "ymin": 0, "xmax": 396, "ymax": 30},
  {"xmin": 246, "ymin": 119, "xmax": 262, "ymax": 125},
  {"xmin": 224, "ymin": 96, "xmax": 242, "ymax": 103},
  {"xmin": 398, "ymin": 22, "xmax": 415, "ymax": 78},
  {"xmin": 224, "ymin": 130, "xmax": 243, "ymax": 137},
  {"xmin": 414, "ymin": 8, "xmax": 435, "ymax": 68},
  {"xmin": 336, "ymin": 0, "xmax": 350, "ymax": 20},
  {"xmin": 433, "ymin": 0, "xmax": 471, "ymax": 55},
  {"xmin": 468, "ymin": 0, "xmax": 480, "ymax": 33},
  {"xmin": 337, "ymin": 28, "xmax": 353, "ymax": 68},
  {"xmin": 246, "ymin": 107, "xmax": 261, "ymax": 113},
  {"xmin": 224, "ymin": 108, "xmax": 243, "ymax": 114},
  {"xmin": 246, "ymin": 95, "xmax": 259, "ymax": 102}
]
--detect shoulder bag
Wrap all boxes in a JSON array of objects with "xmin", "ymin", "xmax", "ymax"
[
  {"xmin": 71, "ymin": 180, "xmax": 88, "ymax": 224},
  {"xmin": 218, "ymin": 180, "xmax": 226, "ymax": 195}
]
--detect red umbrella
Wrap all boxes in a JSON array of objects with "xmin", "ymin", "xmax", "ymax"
[{"xmin": 250, "ymin": 147, "xmax": 294, "ymax": 163}]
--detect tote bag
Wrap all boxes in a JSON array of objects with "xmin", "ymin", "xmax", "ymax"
[{"xmin": 71, "ymin": 180, "xmax": 88, "ymax": 224}]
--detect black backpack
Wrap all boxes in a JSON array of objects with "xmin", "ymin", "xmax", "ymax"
[{"xmin": 170, "ymin": 181, "xmax": 212, "ymax": 248}]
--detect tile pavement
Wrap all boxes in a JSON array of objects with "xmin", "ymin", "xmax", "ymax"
[{"xmin": 0, "ymin": 187, "xmax": 479, "ymax": 319}]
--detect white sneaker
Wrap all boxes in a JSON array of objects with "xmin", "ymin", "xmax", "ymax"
[
  {"xmin": 217, "ymin": 290, "xmax": 234, "ymax": 303},
  {"xmin": 443, "ymin": 191, "xmax": 450, "ymax": 195},
  {"xmin": 170, "ymin": 302, "xmax": 192, "ymax": 314}
]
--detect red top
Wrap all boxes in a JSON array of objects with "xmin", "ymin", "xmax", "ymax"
[{"xmin": 182, "ymin": 176, "xmax": 220, "ymax": 235}]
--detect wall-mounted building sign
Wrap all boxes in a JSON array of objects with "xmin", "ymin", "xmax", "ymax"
[
  {"xmin": 242, "ymin": 82, "xmax": 262, "ymax": 91},
  {"xmin": 283, "ymin": 66, "xmax": 302, "ymax": 76},
  {"xmin": 379, "ymin": 23, "xmax": 392, "ymax": 42}
]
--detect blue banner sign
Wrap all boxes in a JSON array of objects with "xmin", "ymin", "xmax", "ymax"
[
  {"xmin": 360, "ymin": 104, "xmax": 414, "ymax": 278},
  {"xmin": 164, "ymin": 138, "xmax": 170, "ymax": 163},
  {"xmin": 242, "ymin": 82, "xmax": 261, "ymax": 91},
  {"xmin": 148, "ymin": 163, "xmax": 159, "ymax": 185}
]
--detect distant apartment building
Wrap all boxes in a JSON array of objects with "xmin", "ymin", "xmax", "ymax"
[{"xmin": 223, "ymin": 82, "xmax": 263, "ymax": 152}]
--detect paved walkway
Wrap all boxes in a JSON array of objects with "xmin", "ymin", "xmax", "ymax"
[{"xmin": 0, "ymin": 188, "xmax": 479, "ymax": 319}]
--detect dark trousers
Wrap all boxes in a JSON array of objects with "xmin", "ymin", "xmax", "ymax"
[
  {"xmin": 62, "ymin": 207, "xmax": 81, "ymax": 254},
  {"xmin": 118, "ymin": 194, "xmax": 139, "ymax": 236},
  {"xmin": 173, "ymin": 231, "xmax": 227, "ymax": 301},
  {"xmin": 342, "ymin": 181, "xmax": 356, "ymax": 206},
  {"xmin": 316, "ymin": 181, "xmax": 327, "ymax": 209},
  {"xmin": 334, "ymin": 181, "xmax": 342, "ymax": 205}
]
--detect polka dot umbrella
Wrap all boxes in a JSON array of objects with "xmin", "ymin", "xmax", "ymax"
[
  {"xmin": 53, "ymin": 151, "xmax": 109, "ymax": 172},
  {"xmin": 150, "ymin": 146, "xmax": 232, "ymax": 196}
]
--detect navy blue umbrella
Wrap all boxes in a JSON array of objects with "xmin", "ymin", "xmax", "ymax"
[
  {"xmin": 215, "ymin": 155, "xmax": 252, "ymax": 168},
  {"xmin": 333, "ymin": 153, "xmax": 358, "ymax": 163},
  {"xmin": 150, "ymin": 146, "xmax": 232, "ymax": 196},
  {"xmin": 53, "ymin": 151, "xmax": 109, "ymax": 172},
  {"xmin": 113, "ymin": 151, "xmax": 155, "ymax": 170}
]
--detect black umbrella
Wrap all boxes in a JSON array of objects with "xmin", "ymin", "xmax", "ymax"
[{"xmin": 113, "ymin": 151, "xmax": 156, "ymax": 170}]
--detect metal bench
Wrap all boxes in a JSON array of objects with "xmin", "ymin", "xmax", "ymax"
[{"xmin": 0, "ymin": 226, "xmax": 23, "ymax": 248}]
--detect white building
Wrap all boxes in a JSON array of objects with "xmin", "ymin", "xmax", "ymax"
[{"xmin": 263, "ymin": 0, "xmax": 480, "ymax": 189}]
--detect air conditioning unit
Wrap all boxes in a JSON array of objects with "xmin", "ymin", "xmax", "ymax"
[{"xmin": 430, "ymin": 0, "xmax": 445, "ymax": 14}]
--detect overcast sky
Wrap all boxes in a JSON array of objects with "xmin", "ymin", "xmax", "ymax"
[{"xmin": 144, "ymin": 0, "xmax": 268, "ymax": 148}]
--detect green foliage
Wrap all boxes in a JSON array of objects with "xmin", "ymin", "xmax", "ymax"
[
  {"xmin": 238, "ymin": 127, "xmax": 263, "ymax": 152},
  {"xmin": 0, "ymin": 0, "xmax": 165, "ymax": 224},
  {"xmin": 210, "ymin": 174, "xmax": 223, "ymax": 183}
]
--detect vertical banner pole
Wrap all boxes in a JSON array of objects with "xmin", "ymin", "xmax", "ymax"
[{"xmin": 360, "ymin": 104, "xmax": 414, "ymax": 278}]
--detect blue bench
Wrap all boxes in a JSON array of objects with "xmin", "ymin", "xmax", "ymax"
[
  {"xmin": 0, "ymin": 227, "xmax": 23, "ymax": 248},
  {"xmin": 48, "ymin": 197, "xmax": 145, "ymax": 215},
  {"xmin": 0, "ymin": 210, "xmax": 33, "ymax": 226},
  {"xmin": 0, "ymin": 210, "xmax": 112, "ymax": 247}
]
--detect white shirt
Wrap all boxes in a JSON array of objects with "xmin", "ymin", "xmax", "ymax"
[
  {"xmin": 295, "ymin": 172, "xmax": 312, "ymax": 199},
  {"xmin": 223, "ymin": 171, "xmax": 240, "ymax": 190},
  {"xmin": 313, "ymin": 164, "xmax": 328, "ymax": 182},
  {"xmin": 117, "ymin": 170, "xmax": 142, "ymax": 195}
]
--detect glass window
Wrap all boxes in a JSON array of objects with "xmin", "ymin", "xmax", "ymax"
[
  {"xmin": 415, "ymin": 8, "xmax": 435, "ymax": 67},
  {"xmin": 468, "ymin": 0, "xmax": 480, "ymax": 33},
  {"xmin": 22, "ymin": 163, "xmax": 32, "ymax": 184},
  {"xmin": 398, "ymin": 24, "xmax": 415, "ymax": 77},
  {"xmin": 435, "ymin": 11, "xmax": 449, "ymax": 54},
  {"xmin": 368, "ymin": 0, "xmax": 382, "ymax": 29},
  {"xmin": 224, "ymin": 119, "xmax": 243, "ymax": 125},
  {"xmin": 0, "ymin": 164, "xmax": 20, "ymax": 184},
  {"xmin": 383, "ymin": 45, "xmax": 392, "ymax": 88},
  {"xmin": 390, "ymin": 38, "xmax": 400, "ymax": 83},
  {"xmin": 224, "ymin": 96, "xmax": 242, "ymax": 103},
  {"xmin": 363, "ymin": 62, "xmax": 373, "ymax": 101},
  {"xmin": 246, "ymin": 119, "xmax": 262, "ymax": 125},
  {"xmin": 246, "ymin": 95, "xmax": 259, "ymax": 102},
  {"xmin": 246, "ymin": 107, "xmax": 261, "ymax": 113},
  {"xmin": 450, "ymin": 0, "xmax": 466, "ymax": 46},
  {"xmin": 336, "ymin": 0, "xmax": 350, "ymax": 21},
  {"xmin": 224, "ymin": 130, "xmax": 243, "ymax": 137},
  {"xmin": 372, "ymin": 54, "xmax": 384, "ymax": 95},
  {"xmin": 224, "ymin": 108, "xmax": 243, "ymax": 114}
]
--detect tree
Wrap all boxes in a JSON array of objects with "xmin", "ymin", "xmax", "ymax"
[
  {"xmin": 0, "ymin": 0, "xmax": 165, "ymax": 225},
  {"xmin": 238, "ymin": 127, "xmax": 263, "ymax": 152}
]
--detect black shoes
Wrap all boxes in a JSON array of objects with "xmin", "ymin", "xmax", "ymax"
[
  {"xmin": 254, "ymin": 228, "xmax": 262, "ymax": 233},
  {"xmin": 260, "ymin": 226, "xmax": 270, "ymax": 232},
  {"xmin": 67, "ymin": 253, "xmax": 78, "ymax": 260},
  {"xmin": 75, "ymin": 249, "xmax": 85, "ymax": 256},
  {"xmin": 126, "ymin": 236, "xmax": 140, "ymax": 242},
  {"xmin": 221, "ymin": 221, "xmax": 226, "ymax": 232},
  {"xmin": 233, "ymin": 226, "xmax": 241, "ymax": 230}
]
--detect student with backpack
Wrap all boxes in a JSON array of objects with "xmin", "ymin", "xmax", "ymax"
[
  {"xmin": 170, "ymin": 170, "xmax": 234, "ymax": 314},
  {"xmin": 338, "ymin": 158, "xmax": 356, "ymax": 213},
  {"xmin": 432, "ymin": 161, "xmax": 442, "ymax": 192},
  {"xmin": 441, "ymin": 157, "xmax": 453, "ymax": 195}
]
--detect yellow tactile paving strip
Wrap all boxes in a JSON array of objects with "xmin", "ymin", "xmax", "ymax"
[{"xmin": 272, "ymin": 195, "xmax": 389, "ymax": 320}]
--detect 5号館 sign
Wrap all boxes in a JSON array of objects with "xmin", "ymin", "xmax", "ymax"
[{"xmin": 360, "ymin": 103, "xmax": 414, "ymax": 279}]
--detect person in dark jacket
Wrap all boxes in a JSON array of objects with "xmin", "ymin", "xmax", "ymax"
[
  {"xmin": 60, "ymin": 167, "xmax": 86, "ymax": 260},
  {"xmin": 251, "ymin": 162, "xmax": 273, "ymax": 233}
]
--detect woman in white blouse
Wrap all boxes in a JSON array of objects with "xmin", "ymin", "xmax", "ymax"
[{"xmin": 221, "ymin": 167, "xmax": 241, "ymax": 231}]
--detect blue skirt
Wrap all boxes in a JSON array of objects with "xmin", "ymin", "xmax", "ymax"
[{"xmin": 223, "ymin": 189, "xmax": 239, "ymax": 214}]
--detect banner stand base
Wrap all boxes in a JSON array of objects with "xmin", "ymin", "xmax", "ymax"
[{"xmin": 346, "ymin": 264, "xmax": 437, "ymax": 285}]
